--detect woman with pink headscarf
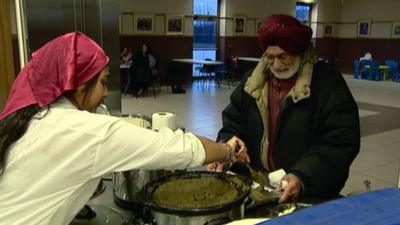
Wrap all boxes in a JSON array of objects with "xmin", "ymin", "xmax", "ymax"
[{"xmin": 0, "ymin": 32, "xmax": 247, "ymax": 225}]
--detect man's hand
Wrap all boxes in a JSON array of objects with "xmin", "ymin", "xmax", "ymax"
[
  {"xmin": 226, "ymin": 136, "xmax": 250, "ymax": 163},
  {"xmin": 278, "ymin": 173, "xmax": 302, "ymax": 203}
]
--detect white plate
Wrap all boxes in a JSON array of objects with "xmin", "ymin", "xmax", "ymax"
[{"xmin": 226, "ymin": 218, "xmax": 269, "ymax": 225}]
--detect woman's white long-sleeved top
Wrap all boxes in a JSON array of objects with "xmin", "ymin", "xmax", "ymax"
[{"xmin": 0, "ymin": 98, "xmax": 205, "ymax": 225}]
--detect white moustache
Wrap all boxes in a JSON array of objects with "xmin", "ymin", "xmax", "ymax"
[{"xmin": 270, "ymin": 57, "xmax": 301, "ymax": 79}]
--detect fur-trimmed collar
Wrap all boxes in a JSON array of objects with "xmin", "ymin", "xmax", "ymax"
[{"xmin": 244, "ymin": 58, "xmax": 313, "ymax": 103}]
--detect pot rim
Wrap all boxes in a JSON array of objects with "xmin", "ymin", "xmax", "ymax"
[{"xmin": 140, "ymin": 171, "xmax": 251, "ymax": 216}]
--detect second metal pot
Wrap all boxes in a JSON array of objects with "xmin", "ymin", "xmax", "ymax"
[{"xmin": 113, "ymin": 169, "xmax": 171, "ymax": 211}]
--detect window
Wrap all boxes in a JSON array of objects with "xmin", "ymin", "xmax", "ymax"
[
  {"xmin": 296, "ymin": 3, "xmax": 312, "ymax": 26},
  {"xmin": 193, "ymin": 0, "xmax": 217, "ymax": 16},
  {"xmin": 192, "ymin": 0, "xmax": 218, "ymax": 76},
  {"xmin": 193, "ymin": 19, "xmax": 217, "ymax": 49}
]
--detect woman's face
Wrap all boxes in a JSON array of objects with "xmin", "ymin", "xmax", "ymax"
[
  {"xmin": 142, "ymin": 44, "xmax": 148, "ymax": 54},
  {"xmin": 72, "ymin": 66, "xmax": 110, "ymax": 112}
]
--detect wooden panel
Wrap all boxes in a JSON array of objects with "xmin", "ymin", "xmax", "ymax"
[
  {"xmin": 0, "ymin": 0, "xmax": 15, "ymax": 111},
  {"xmin": 220, "ymin": 36, "xmax": 263, "ymax": 60},
  {"xmin": 315, "ymin": 37, "xmax": 400, "ymax": 73},
  {"xmin": 337, "ymin": 38, "xmax": 400, "ymax": 72},
  {"xmin": 119, "ymin": 35, "xmax": 400, "ymax": 77},
  {"xmin": 314, "ymin": 38, "xmax": 339, "ymax": 62}
]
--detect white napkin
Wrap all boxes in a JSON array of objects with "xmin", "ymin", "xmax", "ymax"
[{"xmin": 268, "ymin": 169, "xmax": 286, "ymax": 189}]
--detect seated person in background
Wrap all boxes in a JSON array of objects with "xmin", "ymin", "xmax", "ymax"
[
  {"xmin": 359, "ymin": 52, "xmax": 372, "ymax": 61},
  {"xmin": 209, "ymin": 14, "xmax": 360, "ymax": 203},
  {"xmin": 129, "ymin": 44, "xmax": 158, "ymax": 96},
  {"xmin": 120, "ymin": 47, "xmax": 133, "ymax": 64}
]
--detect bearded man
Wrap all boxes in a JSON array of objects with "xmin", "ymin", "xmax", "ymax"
[{"xmin": 214, "ymin": 14, "xmax": 360, "ymax": 202}]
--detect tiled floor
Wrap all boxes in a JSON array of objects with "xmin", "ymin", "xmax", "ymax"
[{"xmin": 121, "ymin": 75, "xmax": 400, "ymax": 196}]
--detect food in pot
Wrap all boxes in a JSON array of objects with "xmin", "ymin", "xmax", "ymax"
[
  {"xmin": 277, "ymin": 205, "xmax": 296, "ymax": 216},
  {"xmin": 152, "ymin": 177, "xmax": 238, "ymax": 208},
  {"xmin": 267, "ymin": 203, "xmax": 311, "ymax": 217}
]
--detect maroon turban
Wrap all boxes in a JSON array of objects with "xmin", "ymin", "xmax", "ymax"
[
  {"xmin": 0, "ymin": 32, "xmax": 109, "ymax": 120},
  {"xmin": 258, "ymin": 14, "xmax": 312, "ymax": 55}
]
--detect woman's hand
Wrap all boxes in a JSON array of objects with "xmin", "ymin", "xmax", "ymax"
[
  {"xmin": 206, "ymin": 136, "xmax": 250, "ymax": 172},
  {"xmin": 206, "ymin": 142, "xmax": 233, "ymax": 172},
  {"xmin": 206, "ymin": 162, "xmax": 227, "ymax": 172}
]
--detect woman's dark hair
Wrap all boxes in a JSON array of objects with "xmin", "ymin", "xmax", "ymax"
[
  {"xmin": 140, "ymin": 43, "xmax": 158, "ymax": 68},
  {"xmin": 64, "ymin": 72, "xmax": 101, "ymax": 111},
  {"xmin": 0, "ymin": 104, "xmax": 41, "ymax": 176}
]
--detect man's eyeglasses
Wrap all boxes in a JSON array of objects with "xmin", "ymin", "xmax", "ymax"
[{"xmin": 263, "ymin": 52, "xmax": 293, "ymax": 65}]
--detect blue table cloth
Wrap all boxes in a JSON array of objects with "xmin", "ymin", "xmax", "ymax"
[{"xmin": 256, "ymin": 188, "xmax": 400, "ymax": 225}]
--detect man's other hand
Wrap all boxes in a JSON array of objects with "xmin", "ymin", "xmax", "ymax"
[{"xmin": 278, "ymin": 173, "xmax": 302, "ymax": 203}]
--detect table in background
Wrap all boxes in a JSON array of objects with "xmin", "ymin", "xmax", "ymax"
[
  {"xmin": 237, "ymin": 57, "xmax": 260, "ymax": 63},
  {"xmin": 235, "ymin": 57, "xmax": 261, "ymax": 78},
  {"xmin": 364, "ymin": 64, "xmax": 390, "ymax": 81},
  {"xmin": 120, "ymin": 63, "xmax": 131, "ymax": 69},
  {"xmin": 379, "ymin": 65, "xmax": 390, "ymax": 80},
  {"xmin": 172, "ymin": 58, "xmax": 224, "ymax": 66},
  {"xmin": 172, "ymin": 58, "xmax": 224, "ymax": 87}
]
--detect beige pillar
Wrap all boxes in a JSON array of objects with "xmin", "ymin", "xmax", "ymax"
[{"xmin": 0, "ymin": 0, "xmax": 15, "ymax": 111}]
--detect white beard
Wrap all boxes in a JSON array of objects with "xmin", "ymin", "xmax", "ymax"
[{"xmin": 270, "ymin": 57, "xmax": 301, "ymax": 79}]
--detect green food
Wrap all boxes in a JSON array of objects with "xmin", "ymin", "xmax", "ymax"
[{"xmin": 152, "ymin": 177, "xmax": 238, "ymax": 209}]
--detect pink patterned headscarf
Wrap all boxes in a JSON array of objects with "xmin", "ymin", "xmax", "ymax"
[{"xmin": 0, "ymin": 32, "xmax": 109, "ymax": 120}]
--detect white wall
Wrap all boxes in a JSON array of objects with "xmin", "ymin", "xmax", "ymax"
[
  {"xmin": 221, "ymin": 0, "xmax": 296, "ymax": 37},
  {"xmin": 119, "ymin": 0, "xmax": 192, "ymax": 14},
  {"xmin": 310, "ymin": 2, "xmax": 319, "ymax": 38},
  {"xmin": 8, "ymin": 0, "xmax": 300, "ymax": 38},
  {"xmin": 119, "ymin": 0, "xmax": 193, "ymax": 36},
  {"xmin": 12, "ymin": 0, "xmax": 400, "ymax": 39},
  {"xmin": 120, "ymin": 0, "xmax": 296, "ymax": 37},
  {"xmin": 223, "ymin": 0, "xmax": 295, "ymax": 17},
  {"xmin": 340, "ymin": 0, "xmax": 400, "ymax": 38},
  {"xmin": 340, "ymin": 0, "xmax": 400, "ymax": 21},
  {"xmin": 314, "ymin": 0, "xmax": 341, "ymax": 38},
  {"xmin": 314, "ymin": 0, "xmax": 400, "ymax": 38},
  {"xmin": 316, "ymin": 0, "xmax": 341, "ymax": 21},
  {"xmin": 219, "ymin": 0, "xmax": 227, "ymax": 37}
]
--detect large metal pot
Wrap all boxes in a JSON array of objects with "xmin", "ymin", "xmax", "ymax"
[
  {"xmin": 139, "ymin": 171, "xmax": 251, "ymax": 225},
  {"xmin": 113, "ymin": 114, "xmax": 170, "ymax": 211},
  {"xmin": 113, "ymin": 169, "xmax": 172, "ymax": 211}
]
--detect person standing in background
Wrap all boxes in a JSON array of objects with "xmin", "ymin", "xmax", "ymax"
[
  {"xmin": 129, "ymin": 43, "xmax": 158, "ymax": 96},
  {"xmin": 120, "ymin": 47, "xmax": 133, "ymax": 64}
]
